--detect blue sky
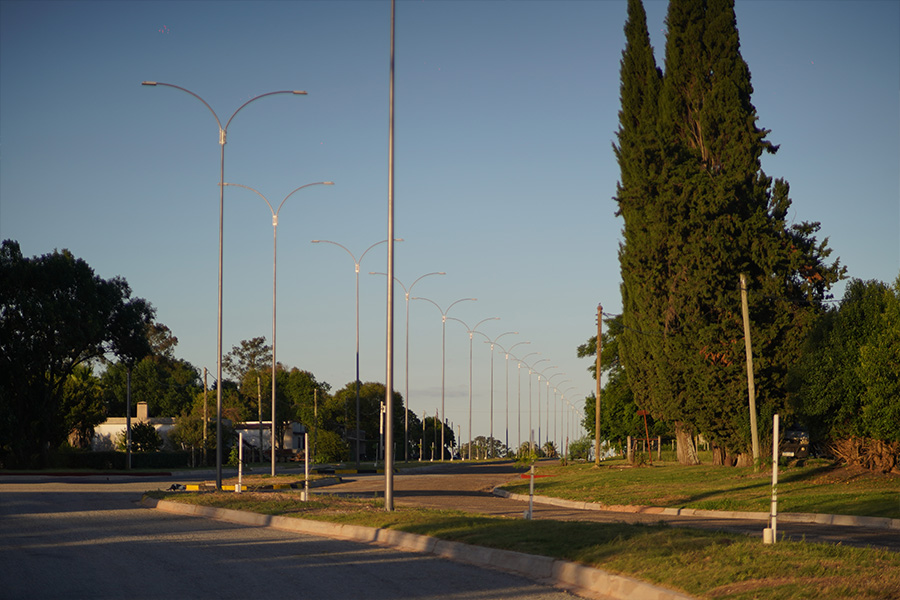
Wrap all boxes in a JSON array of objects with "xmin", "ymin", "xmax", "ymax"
[{"xmin": 2, "ymin": 0, "xmax": 898, "ymax": 451}]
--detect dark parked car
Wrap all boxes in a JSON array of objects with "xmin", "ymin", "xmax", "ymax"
[{"xmin": 781, "ymin": 427, "xmax": 810, "ymax": 459}]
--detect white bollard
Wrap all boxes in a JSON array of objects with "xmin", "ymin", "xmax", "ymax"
[
  {"xmin": 237, "ymin": 432, "xmax": 243, "ymax": 494},
  {"xmin": 764, "ymin": 414, "xmax": 779, "ymax": 544},
  {"xmin": 302, "ymin": 432, "xmax": 310, "ymax": 502},
  {"xmin": 771, "ymin": 414, "xmax": 779, "ymax": 542}
]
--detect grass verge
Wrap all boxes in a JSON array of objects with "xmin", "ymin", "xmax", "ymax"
[
  {"xmin": 145, "ymin": 489, "xmax": 900, "ymax": 600},
  {"xmin": 503, "ymin": 459, "xmax": 900, "ymax": 519}
]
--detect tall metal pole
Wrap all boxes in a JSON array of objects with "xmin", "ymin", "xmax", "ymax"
[
  {"xmin": 500, "ymin": 341, "xmax": 529, "ymax": 457},
  {"xmin": 202, "ymin": 367, "xmax": 208, "ymax": 466},
  {"xmin": 223, "ymin": 182, "xmax": 333, "ymax": 476},
  {"xmin": 413, "ymin": 297, "xmax": 475, "ymax": 460},
  {"xmin": 312, "ymin": 238, "xmax": 399, "ymax": 468},
  {"xmin": 484, "ymin": 332, "xmax": 516, "ymax": 458},
  {"xmin": 371, "ymin": 271, "xmax": 445, "ymax": 462},
  {"xmin": 126, "ymin": 368, "xmax": 132, "ymax": 469},
  {"xmin": 385, "ymin": 0, "xmax": 397, "ymax": 510},
  {"xmin": 536, "ymin": 366, "xmax": 558, "ymax": 451},
  {"xmin": 516, "ymin": 351, "xmax": 538, "ymax": 454},
  {"xmin": 447, "ymin": 317, "xmax": 498, "ymax": 459},
  {"xmin": 545, "ymin": 372, "xmax": 564, "ymax": 452},
  {"xmin": 528, "ymin": 358, "xmax": 548, "ymax": 452},
  {"xmin": 142, "ymin": 81, "xmax": 306, "ymax": 490},
  {"xmin": 595, "ymin": 303, "xmax": 602, "ymax": 466}
]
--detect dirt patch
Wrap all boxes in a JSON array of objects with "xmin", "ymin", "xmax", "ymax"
[{"xmin": 810, "ymin": 464, "xmax": 900, "ymax": 485}]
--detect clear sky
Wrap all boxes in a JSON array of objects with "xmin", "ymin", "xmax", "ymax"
[{"xmin": 2, "ymin": 0, "xmax": 898, "ymax": 450}]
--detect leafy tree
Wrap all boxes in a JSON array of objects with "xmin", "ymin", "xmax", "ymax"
[
  {"xmin": 283, "ymin": 367, "xmax": 330, "ymax": 443},
  {"xmin": 578, "ymin": 315, "xmax": 670, "ymax": 449},
  {"xmin": 460, "ymin": 436, "xmax": 506, "ymax": 460},
  {"xmin": 223, "ymin": 336, "xmax": 271, "ymax": 383},
  {"xmin": 0, "ymin": 240, "xmax": 154, "ymax": 467},
  {"xmin": 101, "ymin": 354, "xmax": 200, "ymax": 418},
  {"xmin": 613, "ymin": 0, "xmax": 674, "ymax": 456},
  {"xmin": 612, "ymin": 1, "xmax": 842, "ymax": 464},
  {"xmin": 62, "ymin": 365, "xmax": 105, "ymax": 449},
  {"xmin": 223, "ymin": 337, "xmax": 273, "ymax": 450},
  {"xmin": 856, "ymin": 276, "xmax": 900, "ymax": 443},
  {"xmin": 567, "ymin": 436, "xmax": 592, "ymax": 461},
  {"xmin": 794, "ymin": 277, "xmax": 900, "ymax": 445},
  {"xmin": 116, "ymin": 421, "xmax": 162, "ymax": 452},
  {"xmin": 169, "ymin": 386, "xmax": 235, "ymax": 464},
  {"xmin": 332, "ymin": 381, "xmax": 405, "ymax": 461},
  {"xmin": 420, "ymin": 414, "xmax": 455, "ymax": 461},
  {"xmin": 314, "ymin": 429, "xmax": 349, "ymax": 463},
  {"xmin": 542, "ymin": 440, "xmax": 558, "ymax": 459}
]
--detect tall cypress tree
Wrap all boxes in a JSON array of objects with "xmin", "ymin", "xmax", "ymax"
[
  {"xmin": 615, "ymin": 0, "xmax": 843, "ymax": 464},
  {"xmin": 614, "ymin": 0, "xmax": 673, "ymax": 450}
]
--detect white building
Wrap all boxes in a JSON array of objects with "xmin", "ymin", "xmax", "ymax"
[{"xmin": 92, "ymin": 402, "xmax": 176, "ymax": 451}]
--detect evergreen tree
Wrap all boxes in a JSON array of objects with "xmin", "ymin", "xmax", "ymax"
[
  {"xmin": 614, "ymin": 0, "xmax": 842, "ymax": 464},
  {"xmin": 614, "ymin": 0, "xmax": 679, "ymax": 455}
]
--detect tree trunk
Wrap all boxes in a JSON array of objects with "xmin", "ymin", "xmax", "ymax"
[
  {"xmin": 711, "ymin": 444, "xmax": 726, "ymax": 465},
  {"xmin": 735, "ymin": 453, "xmax": 754, "ymax": 468},
  {"xmin": 675, "ymin": 422, "xmax": 700, "ymax": 465}
]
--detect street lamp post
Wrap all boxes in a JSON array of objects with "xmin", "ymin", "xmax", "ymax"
[
  {"xmin": 483, "ymin": 333, "xmax": 517, "ymax": 458},
  {"xmin": 447, "ymin": 317, "xmax": 499, "ymax": 460},
  {"xmin": 537, "ymin": 366, "xmax": 559, "ymax": 451},
  {"xmin": 559, "ymin": 385, "xmax": 576, "ymax": 457},
  {"xmin": 495, "ymin": 341, "xmax": 529, "ymax": 457},
  {"xmin": 223, "ymin": 181, "xmax": 333, "ymax": 476},
  {"xmin": 515, "ymin": 352, "xmax": 539, "ymax": 453},
  {"xmin": 551, "ymin": 379, "xmax": 571, "ymax": 449},
  {"xmin": 527, "ymin": 358, "xmax": 549, "ymax": 452},
  {"xmin": 370, "ymin": 271, "xmax": 445, "ymax": 462},
  {"xmin": 545, "ymin": 372, "xmax": 566, "ymax": 453},
  {"xmin": 412, "ymin": 297, "xmax": 475, "ymax": 461},
  {"xmin": 142, "ymin": 81, "xmax": 307, "ymax": 490},
  {"xmin": 312, "ymin": 238, "xmax": 402, "ymax": 468}
]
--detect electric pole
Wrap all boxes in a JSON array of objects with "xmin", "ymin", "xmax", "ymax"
[{"xmin": 740, "ymin": 274, "xmax": 760, "ymax": 465}]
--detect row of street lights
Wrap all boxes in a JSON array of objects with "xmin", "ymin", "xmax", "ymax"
[
  {"xmin": 142, "ymin": 81, "xmax": 318, "ymax": 489},
  {"xmin": 142, "ymin": 81, "xmax": 584, "ymax": 483}
]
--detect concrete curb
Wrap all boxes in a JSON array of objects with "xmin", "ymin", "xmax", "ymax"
[
  {"xmin": 493, "ymin": 489, "xmax": 900, "ymax": 531},
  {"xmin": 180, "ymin": 476, "xmax": 342, "ymax": 493},
  {"xmin": 142, "ymin": 496, "xmax": 696, "ymax": 600}
]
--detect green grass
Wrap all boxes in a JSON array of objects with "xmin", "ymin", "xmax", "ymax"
[
  {"xmin": 148, "ymin": 490, "xmax": 900, "ymax": 600},
  {"xmin": 504, "ymin": 459, "xmax": 900, "ymax": 519}
]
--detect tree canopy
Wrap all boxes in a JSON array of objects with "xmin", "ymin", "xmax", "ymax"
[
  {"xmin": 1, "ymin": 240, "xmax": 154, "ymax": 467},
  {"xmin": 611, "ymin": 0, "xmax": 843, "ymax": 463},
  {"xmin": 793, "ymin": 277, "xmax": 900, "ymax": 446}
]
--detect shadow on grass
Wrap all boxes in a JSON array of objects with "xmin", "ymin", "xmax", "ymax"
[{"xmin": 392, "ymin": 514, "xmax": 728, "ymax": 563}]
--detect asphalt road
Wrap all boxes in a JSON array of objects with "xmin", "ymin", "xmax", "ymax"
[{"xmin": 0, "ymin": 475, "xmax": 580, "ymax": 600}]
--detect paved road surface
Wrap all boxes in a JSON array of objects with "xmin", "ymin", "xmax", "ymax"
[{"xmin": 0, "ymin": 475, "xmax": 580, "ymax": 600}]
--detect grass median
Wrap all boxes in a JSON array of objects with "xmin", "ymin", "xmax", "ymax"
[
  {"xmin": 503, "ymin": 458, "xmax": 900, "ymax": 519},
  {"xmin": 146, "ymin": 491, "xmax": 899, "ymax": 600}
]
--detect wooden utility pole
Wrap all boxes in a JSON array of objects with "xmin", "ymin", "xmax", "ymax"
[
  {"xmin": 740, "ymin": 274, "xmax": 760, "ymax": 465},
  {"xmin": 594, "ymin": 303, "xmax": 602, "ymax": 466}
]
